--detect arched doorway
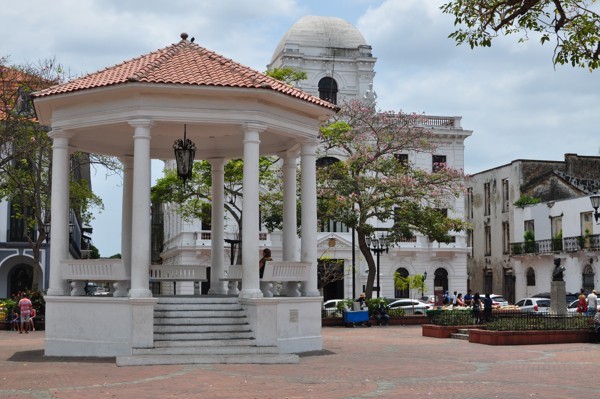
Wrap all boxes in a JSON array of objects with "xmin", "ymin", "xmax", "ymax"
[
  {"xmin": 434, "ymin": 268, "xmax": 448, "ymax": 293},
  {"xmin": 318, "ymin": 77, "xmax": 338, "ymax": 104},
  {"xmin": 583, "ymin": 263, "xmax": 594, "ymax": 293},
  {"xmin": 394, "ymin": 268, "xmax": 409, "ymax": 298},
  {"xmin": 8, "ymin": 264, "xmax": 33, "ymax": 296}
]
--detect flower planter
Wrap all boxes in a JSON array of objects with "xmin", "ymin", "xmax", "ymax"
[
  {"xmin": 421, "ymin": 324, "xmax": 479, "ymax": 338},
  {"xmin": 468, "ymin": 329, "xmax": 591, "ymax": 345}
]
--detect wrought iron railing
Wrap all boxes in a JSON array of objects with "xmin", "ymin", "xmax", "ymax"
[
  {"xmin": 511, "ymin": 234, "xmax": 599, "ymax": 256},
  {"xmin": 426, "ymin": 309, "xmax": 594, "ymax": 331}
]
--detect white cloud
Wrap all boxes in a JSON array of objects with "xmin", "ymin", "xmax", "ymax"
[{"xmin": 1, "ymin": 0, "xmax": 598, "ymax": 255}]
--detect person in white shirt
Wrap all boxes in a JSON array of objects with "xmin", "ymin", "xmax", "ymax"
[{"xmin": 587, "ymin": 289, "xmax": 598, "ymax": 316}]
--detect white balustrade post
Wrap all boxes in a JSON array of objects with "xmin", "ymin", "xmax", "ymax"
[
  {"xmin": 47, "ymin": 130, "xmax": 72, "ymax": 296},
  {"xmin": 209, "ymin": 158, "xmax": 227, "ymax": 294},
  {"xmin": 120, "ymin": 156, "xmax": 133, "ymax": 294},
  {"xmin": 282, "ymin": 150, "xmax": 300, "ymax": 296},
  {"xmin": 300, "ymin": 140, "xmax": 320, "ymax": 297},
  {"xmin": 239, "ymin": 123, "xmax": 265, "ymax": 298},
  {"xmin": 128, "ymin": 120, "xmax": 153, "ymax": 298}
]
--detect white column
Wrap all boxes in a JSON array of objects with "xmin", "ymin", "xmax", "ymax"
[
  {"xmin": 282, "ymin": 150, "xmax": 300, "ymax": 296},
  {"xmin": 120, "ymin": 156, "xmax": 134, "ymax": 292},
  {"xmin": 128, "ymin": 120, "xmax": 153, "ymax": 298},
  {"xmin": 300, "ymin": 140, "xmax": 320, "ymax": 297},
  {"xmin": 208, "ymin": 158, "xmax": 227, "ymax": 294},
  {"xmin": 47, "ymin": 130, "xmax": 72, "ymax": 296},
  {"xmin": 239, "ymin": 123, "xmax": 265, "ymax": 299}
]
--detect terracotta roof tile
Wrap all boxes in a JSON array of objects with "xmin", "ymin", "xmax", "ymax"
[{"xmin": 33, "ymin": 38, "xmax": 337, "ymax": 110}]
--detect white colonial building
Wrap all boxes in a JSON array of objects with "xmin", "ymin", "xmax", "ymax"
[
  {"xmin": 466, "ymin": 153, "xmax": 600, "ymax": 302},
  {"xmin": 160, "ymin": 16, "xmax": 473, "ymax": 302},
  {"xmin": 512, "ymin": 196, "xmax": 600, "ymax": 300}
]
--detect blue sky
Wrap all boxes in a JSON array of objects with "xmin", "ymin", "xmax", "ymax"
[{"xmin": 1, "ymin": 0, "xmax": 598, "ymax": 256}]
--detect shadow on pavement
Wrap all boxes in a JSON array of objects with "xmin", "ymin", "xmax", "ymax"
[{"xmin": 8, "ymin": 349, "xmax": 115, "ymax": 363}]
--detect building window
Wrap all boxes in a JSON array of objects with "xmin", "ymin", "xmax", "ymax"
[
  {"xmin": 526, "ymin": 268, "xmax": 536, "ymax": 286},
  {"xmin": 319, "ymin": 220, "xmax": 349, "ymax": 233},
  {"xmin": 502, "ymin": 222, "xmax": 510, "ymax": 255},
  {"xmin": 524, "ymin": 220, "xmax": 535, "ymax": 235},
  {"xmin": 502, "ymin": 178, "xmax": 509, "ymax": 213},
  {"xmin": 432, "ymin": 155, "xmax": 446, "ymax": 172},
  {"xmin": 484, "ymin": 182, "xmax": 491, "ymax": 216},
  {"xmin": 583, "ymin": 264, "xmax": 595, "ymax": 293},
  {"xmin": 318, "ymin": 77, "xmax": 338, "ymax": 104},
  {"xmin": 394, "ymin": 268, "xmax": 409, "ymax": 298},
  {"xmin": 316, "ymin": 156, "xmax": 340, "ymax": 167},
  {"xmin": 394, "ymin": 153, "xmax": 408, "ymax": 166},
  {"xmin": 581, "ymin": 212, "xmax": 593, "ymax": 236},
  {"xmin": 484, "ymin": 225, "xmax": 491, "ymax": 256},
  {"xmin": 466, "ymin": 187, "xmax": 473, "ymax": 219}
]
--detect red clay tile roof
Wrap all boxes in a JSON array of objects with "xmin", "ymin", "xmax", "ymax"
[{"xmin": 33, "ymin": 36, "xmax": 337, "ymax": 110}]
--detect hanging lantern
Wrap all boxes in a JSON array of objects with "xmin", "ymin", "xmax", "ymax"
[{"xmin": 173, "ymin": 124, "xmax": 196, "ymax": 182}]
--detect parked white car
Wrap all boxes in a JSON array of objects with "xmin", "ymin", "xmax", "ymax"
[
  {"xmin": 490, "ymin": 294, "xmax": 509, "ymax": 307},
  {"xmin": 323, "ymin": 299, "xmax": 344, "ymax": 316},
  {"xmin": 515, "ymin": 298, "xmax": 551, "ymax": 313},
  {"xmin": 387, "ymin": 298, "xmax": 432, "ymax": 315}
]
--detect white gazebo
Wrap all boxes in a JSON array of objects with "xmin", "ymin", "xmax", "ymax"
[{"xmin": 33, "ymin": 33, "xmax": 336, "ymax": 359}]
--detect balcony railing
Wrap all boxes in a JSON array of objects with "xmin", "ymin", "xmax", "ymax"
[{"xmin": 511, "ymin": 234, "xmax": 600, "ymax": 256}]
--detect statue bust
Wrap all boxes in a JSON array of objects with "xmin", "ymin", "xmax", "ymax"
[{"xmin": 552, "ymin": 258, "xmax": 565, "ymax": 281}]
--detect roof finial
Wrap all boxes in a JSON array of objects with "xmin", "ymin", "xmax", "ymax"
[{"xmin": 180, "ymin": 32, "xmax": 189, "ymax": 41}]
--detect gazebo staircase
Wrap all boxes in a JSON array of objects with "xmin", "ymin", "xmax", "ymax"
[{"xmin": 116, "ymin": 296, "xmax": 298, "ymax": 366}]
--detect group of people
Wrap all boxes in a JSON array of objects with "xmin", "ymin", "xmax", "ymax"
[
  {"xmin": 9, "ymin": 292, "xmax": 36, "ymax": 334},
  {"xmin": 576, "ymin": 288, "xmax": 598, "ymax": 316},
  {"xmin": 443, "ymin": 290, "xmax": 478, "ymax": 307}
]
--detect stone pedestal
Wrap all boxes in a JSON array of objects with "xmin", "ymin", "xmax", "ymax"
[{"xmin": 550, "ymin": 280, "xmax": 567, "ymax": 315}]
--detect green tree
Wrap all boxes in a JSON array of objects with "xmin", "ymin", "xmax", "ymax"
[
  {"xmin": 264, "ymin": 67, "xmax": 307, "ymax": 85},
  {"xmin": 441, "ymin": 0, "xmax": 600, "ymax": 70},
  {"xmin": 0, "ymin": 57, "xmax": 114, "ymax": 289},
  {"xmin": 151, "ymin": 157, "xmax": 282, "ymax": 264},
  {"xmin": 317, "ymin": 100, "xmax": 466, "ymax": 299},
  {"xmin": 394, "ymin": 273, "xmax": 427, "ymax": 298}
]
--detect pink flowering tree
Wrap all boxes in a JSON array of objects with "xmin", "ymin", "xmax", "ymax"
[{"xmin": 317, "ymin": 99, "xmax": 466, "ymax": 299}]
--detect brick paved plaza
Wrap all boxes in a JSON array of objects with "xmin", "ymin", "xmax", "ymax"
[{"xmin": 1, "ymin": 326, "xmax": 599, "ymax": 398}]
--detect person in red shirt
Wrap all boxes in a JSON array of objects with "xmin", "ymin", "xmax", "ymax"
[{"xmin": 17, "ymin": 293, "xmax": 32, "ymax": 334}]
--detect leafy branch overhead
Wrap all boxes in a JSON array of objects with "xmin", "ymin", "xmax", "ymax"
[{"xmin": 441, "ymin": 0, "xmax": 600, "ymax": 70}]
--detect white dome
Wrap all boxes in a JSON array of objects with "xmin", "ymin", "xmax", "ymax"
[{"xmin": 271, "ymin": 16, "xmax": 368, "ymax": 63}]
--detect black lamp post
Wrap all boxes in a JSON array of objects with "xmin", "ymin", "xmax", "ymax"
[
  {"xmin": 422, "ymin": 271, "xmax": 428, "ymax": 297},
  {"xmin": 173, "ymin": 124, "xmax": 196, "ymax": 182},
  {"xmin": 591, "ymin": 194, "xmax": 600, "ymax": 223},
  {"xmin": 366, "ymin": 234, "xmax": 389, "ymax": 298}
]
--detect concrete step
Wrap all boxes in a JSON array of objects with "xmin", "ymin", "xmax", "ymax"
[
  {"xmin": 154, "ymin": 338, "xmax": 258, "ymax": 348},
  {"xmin": 156, "ymin": 296, "xmax": 239, "ymax": 304},
  {"xmin": 154, "ymin": 317, "xmax": 247, "ymax": 326},
  {"xmin": 155, "ymin": 303, "xmax": 243, "ymax": 311},
  {"xmin": 116, "ymin": 353, "xmax": 299, "ymax": 366},
  {"xmin": 154, "ymin": 331, "xmax": 255, "ymax": 341},
  {"xmin": 132, "ymin": 345, "xmax": 279, "ymax": 356},
  {"xmin": 154, "ymin": 323, "xmax": 251, "ymax": 334},
  {"xmin": 154, "ymin": 310, "xmax": 245, "ymax": 318},
  {"xmin": 450, "ymin": 333, "xmax": 469, "ymax": 340}
]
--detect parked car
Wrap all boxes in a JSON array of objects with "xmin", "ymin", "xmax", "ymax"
[
  {"xmin": 515, "ymin": 298, "xmax": 551, "ymax": 313},
  {"xmin": 323, "ymin": 299, "xmax": 344, "ymax": 316},
  {"xmin": 490, "ymin": 294, "xmax": 509, "ymax": 307},
  {"xmin": 387, "ymin": 298, "xmax": 432, "ymax": 315},
  {"xmin": 533, "ymin": 292, "xmax": 578, "ymax": 304},
  {"xmin": 419, "ymin": 295, "xmax": 436, "ymax": 304},
  {"xmin": 567, "ymin": 299, "xmax": 579, "ymax": 314}
]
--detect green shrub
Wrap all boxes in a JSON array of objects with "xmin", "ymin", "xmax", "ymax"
[{"xmin": 514, "ymin": 196, "xmax": 541, "ymax": 208}]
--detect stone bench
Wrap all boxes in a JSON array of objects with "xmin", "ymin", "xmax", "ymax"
[
  {"xmin": 61, "ymin": 259, "xmax": 129, "ymax": 297},
  {"xmin": 220, "ymin": 261, "xmax": 310, "ymax": 297},
  {"xmin": 149, "ymin": 264, "xmax": 207, "ymax": 282}
]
